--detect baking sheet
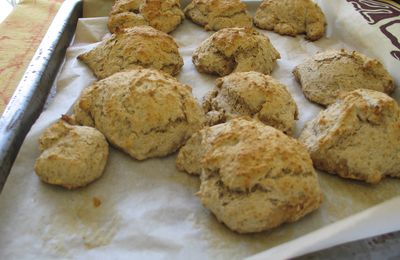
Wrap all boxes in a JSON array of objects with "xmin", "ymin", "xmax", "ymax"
[{"xmin": 1, "ymin": 1, "xmax": 400, "ymax": 259}]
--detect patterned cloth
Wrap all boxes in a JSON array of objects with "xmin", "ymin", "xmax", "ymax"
[
  {"xmin": 346, "ymin": 0, "xmax": 400, "ymax": 61},
  {"xmin": 0, "ymin": 0, "xmax": 62, "ymax": 114}
]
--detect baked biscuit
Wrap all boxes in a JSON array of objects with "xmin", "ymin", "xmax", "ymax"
[
  {"xmin": 192, "ymin": 27, "xmax": 280, "ymax": 76},
  {"xmin": 254, "ymin": 0, "xmax": 326, "ymax": 41},
  {"xmin": 74, "ymin": 68, "xmax": 205, "ymax": 160},
  {"xmin": 78, "ymin": 26, "xmax": 184, "ymax": 79},
  {"xmin": 184, "ymin": 0, "xmax": 252, "ymax": 31},
  {"xmin": 299, "ymin": 89, "xmax": 400, "ymax": 184},
  {"xmin": 293, "ymin": 49, "xmax": 395, "ymax": 106},
  {"xmin": 177, "ymin": 118, "xmax": 322, "ymax": 233},
  {"xmin": 108, "ymin": 0, "xmax": 184, "ymax": 34},
  {"xmin": 35, "ymin": 118, "xmax": 109, "ymax": 190},
  {"xmin": 203, "ymin": 71, "xmax": 298, "ymax": 135}
]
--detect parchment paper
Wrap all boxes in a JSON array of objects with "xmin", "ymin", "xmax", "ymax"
[{"xmin": 1, "ymin": 1, "xmax": 400, "ymax": 259}]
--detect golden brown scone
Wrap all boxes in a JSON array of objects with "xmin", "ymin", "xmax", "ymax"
[
  {"xmin": 293, "ymin": 49, "xmax": 395, "ymax": 106},
  {"xmin": 254, "ymin": 0, "xmax": 326, "ymax": 41},
  {"xmin": 192, "ymin": 27, "xmax": 280, "ymax": 76},
  {"xmin": 184, "ymin": 0, "xmax": 252, "ymax": 31},
  {"xmin": 177, "ymin": 118, "xmax": 322, "ymax": 233},
  {"xmin": 35, "ymin": 118, "xmax": 109, "ymax": 190},
  {"xmin": 78, "ymin": 26, "xmax": 184, "ymax": 79},
  {"xmin": 203, "ymin": 71, "xmax": 298, "ymax": 135},
  {"xmin": 299, "ymin": 89, "xmax": 400, "ymax": 184},
  {"xmin": 176, "ymin": 130, "xmax": 209, "ymax": 175},
  {"xmin": 108, "ymin": 0, "xmax": 184, "ymax": 34},
  {"xmin": 74, "ymin": 68, "xmax": 205, "ymax": 161}
]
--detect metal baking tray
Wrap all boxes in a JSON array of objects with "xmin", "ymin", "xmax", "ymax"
[
  {"xmin": 0, "ymin": 0, "xmax": 83, "ymax": 190},
  {"xmin": 0, "ymin": 0, "xmax": 398, "ymax": 257}
]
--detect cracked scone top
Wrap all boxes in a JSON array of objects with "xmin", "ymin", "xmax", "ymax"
[
  {"xmin": 177, "ymin": 118, "xmax": 322, "ymax": 233},
  {"xmin": 203, "ymin": 71, "xmax": 298, "ymax": 135},
  {"xmin": 254, "ymin": 0, "xmax": 326, "ymax": 41},
  {"xmin": 108, "ymin": 0, "xmax": 184, "ymax": 33},
  {"xmin": 192, "ymin": 27, "xmax": 280, "ymax": 76},
  {"xmin": 299, "ymin": 89, "xmax": 400, "ymax": 184},
  {"xmin": 74, "ymin": 68, "xmax": 205, "ymax": 160},
  {"xmin": 293, "ymin": 49, "xmax": 395, "ymax": 106},
  {"xmin": 184, "ymin": 0, "xmax": 252, "ymax": 31},
  {"xmin": 78, "ymin": 26, "xmax": 184, "ymax": 79},
  {"xmin": 35, "ymin": 118, "xmax": 109, "ymax": 190}
]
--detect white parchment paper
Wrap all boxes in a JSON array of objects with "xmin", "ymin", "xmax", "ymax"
[{"xmin": 1, "ymin": 1, "xmax": 400, "ymax": 259}]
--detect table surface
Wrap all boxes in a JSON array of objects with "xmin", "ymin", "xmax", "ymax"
[
  {"xmin": 299, "ymin": 231, "xmax": 400, "ymax": 259},
  {"xmin": 0, "ymin": 0, "xmax": 62, "ymax": 114}
]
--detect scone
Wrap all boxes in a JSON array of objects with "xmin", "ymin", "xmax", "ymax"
[
  {"xmin": 254, "ymin": 0, "xmax": 326, "ymax": 41},
  {"xmin": 192, "ymin": 27, "xmax": 280, "ymax": 76},
  {"xmin": 299, "ymin": 89, "xmax": 400, "ymax": 184},
  {"xmin": 74, "ymin": 68, "xmax": 205, "ymax": 160},
  {"xmin": 203, "ymin": 71, "xmax": 298, "ymax": 134},
  {"xmin": 293, "ymin": 49, "xmax": 395, "ymax": 106},
  {"xmin": 177, "ymin": 118, "xmax": 322, "ymax": 233},
  {"xmin": 184, "ymin": 0, "xmax": 252, "ymax": 31},
  {"xmin": 35, "ymin": 117, "xmax": 109, "ymax": 190},
  {"xmin": 78, "ymin": 26, "xmax": 184, "ymax": 79},
  {"xmin": 108, "ymin": 0, "xmax": 184, "ymax": 33}
]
